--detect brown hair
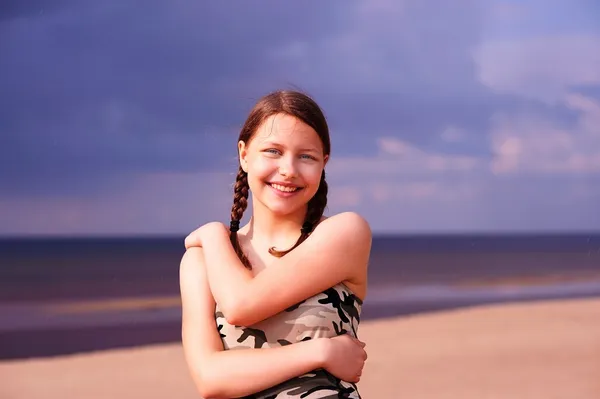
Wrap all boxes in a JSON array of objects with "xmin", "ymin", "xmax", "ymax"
[{"xmin": 229, "ymin": 90, "xmax": 331, "ymax": 269}]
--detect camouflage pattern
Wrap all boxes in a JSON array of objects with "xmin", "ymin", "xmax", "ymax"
[{"xmin": 215, "ymin": 283, "xmax": 363, "ymax": 398}]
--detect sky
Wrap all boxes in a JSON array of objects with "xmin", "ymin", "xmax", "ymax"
[{"xmin": 1, "ymin": 0, "xmax": 599, "ymax": 236}]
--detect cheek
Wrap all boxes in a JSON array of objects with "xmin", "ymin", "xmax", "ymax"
[
  {"xmin": 247, "ymin": 158, "xmax": 276, "ymax": 186},
  {"xmin": 303, "ymin": 166, "xmax": 324, "ymax": 186},
  {"xmin": 248, "ymin": 157, "xmax": 271, "ymax": 173}
]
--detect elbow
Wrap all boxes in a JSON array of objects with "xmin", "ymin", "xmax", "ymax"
[
  {"xmin": 196, "ymin": 384, "xmax": 216, "ymax": 399},
  {"xmin": 221, "ymin": 308, "xmax": 247, "ymax": 327},
  {"xmin": 192, "ymin": 369, "xmax": 227, "ymax": 399},
  {"xmin": 219, "ymin": 298, "xmax": 255, "ymax": 327},
  {"xmin": 197, "ymin": 386, "xmax": 221, "ymax": 399},
  {"xmin": 185, "ymin": 353, "xmax": 225, "ymax": 398},
  {"xmin": 223, "ymin": 312, "xmax": 243, "ymax": 327}
]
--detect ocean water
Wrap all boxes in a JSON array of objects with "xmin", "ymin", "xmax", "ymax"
[
  {"xmin": 0, "ymin": 234, "xmax": 599, "ymax": 359},
  {"xmin": 1, "ymin": 234, "xmax": 599, "ymax": 301}
]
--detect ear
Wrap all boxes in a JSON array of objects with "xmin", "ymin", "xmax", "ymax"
[
  {"xmin": 238, "ymin": 140, "xmax": 249, "ymax": 172},
  {"xmin": 323, "ymin": 154, "xmax": 329, "ymax": 167}
]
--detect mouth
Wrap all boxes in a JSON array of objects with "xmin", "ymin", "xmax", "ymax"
[{"xmin": 267, "ymin": 182, "xmax": 304, "ymax": 194}]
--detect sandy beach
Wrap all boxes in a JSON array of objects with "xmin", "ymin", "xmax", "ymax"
[{"xmin": 1, "ymin": 297, "xmax": 599, "ymax": 399}]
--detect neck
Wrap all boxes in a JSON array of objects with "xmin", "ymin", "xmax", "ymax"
[{"xmin": 246, "ymin": 198, "xmax": 307, "ymax": 247}]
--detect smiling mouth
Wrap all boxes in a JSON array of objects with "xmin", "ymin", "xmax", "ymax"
[{"xmin": 267, "ymin": 183, "xmax": 303, "ymax": 193}]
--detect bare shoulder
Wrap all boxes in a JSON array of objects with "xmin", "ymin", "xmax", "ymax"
[
  {"xmin": 315, "ymin": 212, "xmax": 372, "ymax": 244},
  {"xmin": 311, "ymin": 212, "xmax": 372, "ymax": 291},
  {"xmin": 184, "ymin": 222, "xmax": 227, "ymax": 249}
]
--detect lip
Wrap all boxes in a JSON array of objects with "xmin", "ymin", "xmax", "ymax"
[
  {"xmin": 268, "ymin": 181, "xmax": 300, "ymax": 188},
  {"xmin": 267, "ymin": 181, "xmax": 304, "ymax": 197}
]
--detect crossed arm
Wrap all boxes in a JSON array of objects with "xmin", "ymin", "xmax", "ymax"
[
  {"xmin": 180, "ymin": 212, "xmax": 371, "ymax": 397},
  {"xmin": 186, "ymin": 212, "xmax": 372, "ymax": 326},
  {"xmin": 180, "ymin": 248, "xmax": 331, "ymax": 398}
]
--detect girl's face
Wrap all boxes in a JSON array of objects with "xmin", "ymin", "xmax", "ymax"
[{"xmin": 238, "ymin": 113, "xmax": 328, "ymax": 217}]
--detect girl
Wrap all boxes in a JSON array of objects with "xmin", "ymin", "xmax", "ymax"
[{"xmin": 180, "ymin": 90, "xmax": 372, "ymax": 398}]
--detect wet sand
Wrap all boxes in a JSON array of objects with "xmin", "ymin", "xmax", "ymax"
[{"xmin": 1, "ymin": 298, "xmax": 599, "ymax": 399}]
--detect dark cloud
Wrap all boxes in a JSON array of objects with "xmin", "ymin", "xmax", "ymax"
[
  {"xmin": 574, "ymin": 84, "xmax": 600, "ymax": 101},
  {"xmin": 1, "ymin": 0, "xmax": 600, "ymax": 234},
  {"xmin": 0, "ymin": 0, "xmax": 346, "ymax": 195},
  {"xmin": 1, "ymin": 0, "xmax": 597, "ymax": 204},
  {"xmin": 0, "ymin": 0, "xmax": 77, "ymax": 22}
]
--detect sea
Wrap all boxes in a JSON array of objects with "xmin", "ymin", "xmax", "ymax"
[{"xmin": 1, "ymin": 234, "xmax": 599, "ymax": 360}]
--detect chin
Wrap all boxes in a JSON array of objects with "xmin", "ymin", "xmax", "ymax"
[
  {"xmin": 264, "ymin": 202, "xmax": 303, "ymax": 217},
  {"xmin": 257, "ymin": 196, "xmax": 305, "ymax": 217}
]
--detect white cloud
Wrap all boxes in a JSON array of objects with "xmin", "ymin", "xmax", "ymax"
[
  {"xmin": 328, "ymin": 186, "xmax": 363, "ymax": 208},
  {"xmin": 474, "ymin": 29, "xmax": 600, "ymax": 176},
  {"xmin": 327, "ymin": 137, "xmax": 482, "ymax": 178},
  {"xmin": 264, "ymin": 0, "xmax": 483, "ymax": 95},
  {"xmin": 324, "ymin": 137, "xmax": 485, "ymax": 220},
  {"xmin": 365, "ymin": 180, "xmax": 479, "ymax": 203},
  {"xmin": 473, "ymin": 34, "xmax": 600, "ymax": 104},
  {"xmin": 3, "ymin": 138, "xmax": 599, "ymax": 235},
  {"xmin": 0, "ymin": 171, "xmax": 233, "ymax": 236},
  {"xmin": 323, "ymin": 101, "xmax": 600, "ymax": 232},
  {"xmin": 490, "ymin": 94, "xmax": 600, "ymax": 175}
]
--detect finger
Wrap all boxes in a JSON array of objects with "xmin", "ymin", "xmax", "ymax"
[{"xmin": 349, "ymin": 335, "xmax": 365, "ymax": 346}]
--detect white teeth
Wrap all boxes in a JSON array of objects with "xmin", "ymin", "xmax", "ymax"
[{"xmin": 270, "ymin": 183, "xmax": 298, "ymax": 193}]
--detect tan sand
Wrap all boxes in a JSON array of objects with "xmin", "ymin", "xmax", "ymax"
[{"xmin": 1, "ymin": 298, "xmax": 599, "ymax": 399}]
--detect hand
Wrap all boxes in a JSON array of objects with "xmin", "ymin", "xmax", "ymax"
[
  {"xmin": 322, "ymin": 333, "xmax": 367, "ymax": 383},
  {"xmin": 184, "ymin": 222, "xmax": 228, "ymax": 249}
]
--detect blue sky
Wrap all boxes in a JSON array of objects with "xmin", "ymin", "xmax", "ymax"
[{"xmin": 1, "ymin": 0, "xmax": 599, "ymax": 236}]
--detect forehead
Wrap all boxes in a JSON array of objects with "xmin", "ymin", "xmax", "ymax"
[{"xmin": 251, "ymin": 113, "xmax": 322, "ymax": 149}]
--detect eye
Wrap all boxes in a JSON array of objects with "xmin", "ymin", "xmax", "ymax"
[
  {"xmin": 264, "ymin": 148, "xmax": 281, "ymax": 155},
  {"xmin": 300, "ymin": 154, "xmax": 317, "ymax": 160}
]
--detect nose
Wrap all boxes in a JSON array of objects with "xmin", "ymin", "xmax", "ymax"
[{"xmin": 278, "ymin": 155, "xmax": 298, "ymax": 178}]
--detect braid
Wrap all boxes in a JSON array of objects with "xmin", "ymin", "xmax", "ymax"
[
  {"xmin": 230, "ymin": 166, "xmax": 252, "ymax": 269},
  {"xmin": 305, "ymin": 170, "xmax": 328, "ymax": 228},
  {"xmin": 269, "ymin": 170, "xmax": 328, "ymax": 257}
]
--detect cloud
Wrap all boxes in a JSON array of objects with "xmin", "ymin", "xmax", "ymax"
[
  {"xmin": 323, "ymin": 135, "xmax": 487, "ymax": 230},
  {"xmin": 0, "ymin": 0, "xmax": 497, "ymax": 196},
  {"xmin": 440, "ymin": 126, "xmax": 468, "ymax": 143},
  {"xmin": 473, "ymin": 34, "xmax": 600, "ymax": 104},
  {"xmin": 490, "ymin": 94, "xmax": 600, "ymax": 175},
  {"xmin": 0, "ymin": 0, "xmax": 76, "ymax": 22},
  {"xmin": 327, "ymin": 158, "xmax": 600, "ymax": 234},
  {"xmin": 323, "ymin": 97, "xmax": 600, "ymax": 232},
  {"xmin": 296, "ymin": 0, "xmax": 485, "ymax": 95},
  {"xmin": 3, "ymin": 134, "xmax": 600, "ymax": 236},
  {"xmin": 0, "ymin": 171, "xmax": 235, "ymax": 236},
  {"xmin": 471, "ymin": 24, "xmax": 600, "ymax": 180},
  {"xmin": 327, "ymin": 137, "xmax": 483, "ymax": 180},
  {"xmin": 261, "ymin": 0, "xmax": 495, "ymax": 152},
  {"xmin": 2, "ymin": 0, "xmax": 600, "ymax": 234},
  {"xmin": 0, "ymin": 1, "xmax": 342, "ymax": 195}
]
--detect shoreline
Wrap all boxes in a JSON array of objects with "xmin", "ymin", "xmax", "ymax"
[
  {"xmin": 1, "ymin": 297, "xmax": 599, "ymax": 399},
  {"xmin": 2, "ymin": 283, "xmax": 600, "ymax": 360}
]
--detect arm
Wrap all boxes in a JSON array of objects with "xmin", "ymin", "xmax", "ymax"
[
  {"xmin": 199, "ymin": 212, "xmax": 371, "ymax": 326},
  {"xmin": 180, "ymin": 247, "xmax": 330, "ymax": 399}
]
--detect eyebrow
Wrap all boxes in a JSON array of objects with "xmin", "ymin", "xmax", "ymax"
[{"xmin": 260, "ymin": 141, "xmax": 320, "ymax": 153}]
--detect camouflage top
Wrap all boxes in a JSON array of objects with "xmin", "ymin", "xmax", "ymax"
[{"xmin": 215, "ymin": 283, "xmax": 363, "ymax": 398}]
